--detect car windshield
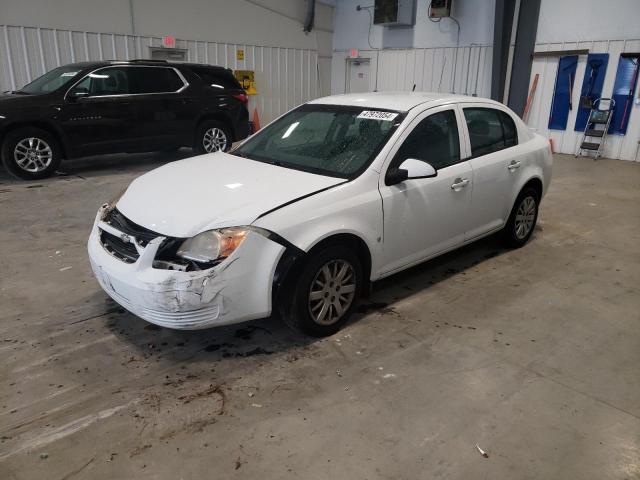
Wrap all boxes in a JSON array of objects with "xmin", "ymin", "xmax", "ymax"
[
  {"xmin": 18, "ymin": 65, "xmax": 84, "ymax": 94},
  {"xmin": 232, "ymin": 105, "xmax": 403, "ymax": 178}
]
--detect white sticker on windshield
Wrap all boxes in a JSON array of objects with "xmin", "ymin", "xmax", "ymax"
[
  {"xmin": 61, "ymin": 71, "xmax": 79, "ymax": 77},
  {"xmin": 357, "ymin": 110, "xmax": 399, "ymax": 121}
]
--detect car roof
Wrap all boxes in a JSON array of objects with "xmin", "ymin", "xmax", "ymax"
[
  {"xmin": 308, "ymin": 92, "xmax": 504, "ymax": 112},
  {"xmin": 62, "ymin": 60, "xmax": 230, "ymax": 71}
]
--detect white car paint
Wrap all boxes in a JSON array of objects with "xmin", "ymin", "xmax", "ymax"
[
  {"xmin": 88, "ymin": 205, "xmax": 285, "ymax": 329},
  {"xmin": 88, "ymin": 92, "xmax": 553, "ymax": 330},
  {"xmin": 117, "ymin": 153, "xmax": 344, "ymax": 238}
]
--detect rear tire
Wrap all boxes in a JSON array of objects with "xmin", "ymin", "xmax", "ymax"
[
  {"xmin": 503, "ymin": 187, "xmax": 540, "ymax": 248},
  {"xmin": 1, "ymin": 127, "xmax": 62, "ymax": 180},
  {"xmin": 280, "ymin": 245, "xmax": 363, "ymax": 337},
  {"xmin": 194, "ymin": 120, "xmax": 232, "ymax": 154}
]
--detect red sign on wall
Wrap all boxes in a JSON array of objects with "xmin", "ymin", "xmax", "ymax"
[{"xmin": 162, "ymin": 36, "xmax": 176, "ymax": 48}]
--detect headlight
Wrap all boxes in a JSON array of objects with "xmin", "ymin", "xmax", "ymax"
[{"xmin": 176, "ymin": 227, "xmax": 248, "ymax": 263}]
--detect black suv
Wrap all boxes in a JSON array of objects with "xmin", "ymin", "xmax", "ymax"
[{"xmin": 0, "ymin": 60, "xmax": 249, "ymax": 179}]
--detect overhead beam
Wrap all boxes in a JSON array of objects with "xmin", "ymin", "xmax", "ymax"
[{"xmin": 532, "ymin": 49, "xmax": 589, "ymax": 58}]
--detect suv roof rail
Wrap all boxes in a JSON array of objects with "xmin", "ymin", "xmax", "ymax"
[{"xmin": 129, "ymin": 59, "xmax": 168, "ymax": 63}]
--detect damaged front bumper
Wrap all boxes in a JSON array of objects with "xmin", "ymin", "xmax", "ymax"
[{"xmin": 87, "ymin": 206, "xmax": 286, "ymax": 330}]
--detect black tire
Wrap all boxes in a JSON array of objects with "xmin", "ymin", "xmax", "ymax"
[
  {"xmin": 280, "ymin": 244, "xmax": 363, "ymax": 337},
  {"xmin": 1, "ymin": 127, "xmax": 62, "ymax": 180},
  {"xmin": 503, "ymin": 187, "xmax": 540, "ymax": 248},
  {"xmin": 194, "ymin": 120, "xmax": 232, "ymax": 154}
]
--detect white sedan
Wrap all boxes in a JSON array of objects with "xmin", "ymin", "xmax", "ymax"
[{"xmin": 88, "ymin": 92, "xmax": 552, "ymax": 336}]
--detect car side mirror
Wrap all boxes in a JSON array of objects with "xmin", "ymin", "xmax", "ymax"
[
  {"xmin": 385, "ymin": 167, "xmax": 409, "ymax": 186},
  {"xmin": 386, "ymin": 158, "xmax": 437, "ymax": 186},
  {"xmin": 68, "ymin": 88, "xmax": 90, "ymax": 101},
  {"xmin": 399, "ymin": 158, "xmax": 437, "ymax": 179}
]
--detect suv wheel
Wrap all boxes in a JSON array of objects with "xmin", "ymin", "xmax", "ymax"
[
  {"xmin": 1, "ymin": 127, "xmax": 62, "ymax": 180},
  {"xmin": 503, "ymin": 187, "xmax": 540, "ymax": 247},
  {"xmin": 281, "ymin": 245, "xmax": 363, "ymax": 337},
  {"xmin": 195, "ymin": 120, "xmax": 232, "ymax": 154}
]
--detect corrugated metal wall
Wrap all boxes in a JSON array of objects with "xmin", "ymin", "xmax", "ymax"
[
  {"xmin": 348, "ymin": 40, "xmax": 639, "ymax": 161},
  {"xmin": 373, "ymin": 45, "xmax": 493, "ymax": 97},
  {"xmin": 0, "ymin": 24, "xmax": 321, "ymax": 124},
  {"xmin": 526, "ymin": 38, "xmax": 640, "ymax": 162}
]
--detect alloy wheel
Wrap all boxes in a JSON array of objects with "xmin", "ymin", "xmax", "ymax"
[
  {"xmin": 308, "ymin": 259, "xmax": 356, "ymax": 326},
  {"xmin": 14, "ymin": 137, "xmax": 53, "ymax": 173},
  {"xmin": 202, "ymin": 127, "xmax": 228, "ymax": 152},
  {"xmin": 514, "ymin": 196, "xmax": 536, "ymax": 239}
]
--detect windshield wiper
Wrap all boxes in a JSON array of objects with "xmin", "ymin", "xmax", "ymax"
[{"xmin": 10, "ymin": 90, "xmax": 30, "ymax": 95}]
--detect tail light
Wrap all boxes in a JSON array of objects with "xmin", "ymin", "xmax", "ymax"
[{"xmin": 232, "ymin": 93, "xmax": 248, "ymax": 104}]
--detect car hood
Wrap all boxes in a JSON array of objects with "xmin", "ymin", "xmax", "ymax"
[
  {"xmin": 0, "ymin": 92, "xmax": 50, "ymax": 110},
  {"xmin": 116, "ymin": 152, "xmax": 345, "ymax": 238}
]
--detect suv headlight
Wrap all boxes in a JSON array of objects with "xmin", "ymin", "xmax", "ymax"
[{"xmin": 176, "ymin": 227, "xmax": 248, "ymax": 263}]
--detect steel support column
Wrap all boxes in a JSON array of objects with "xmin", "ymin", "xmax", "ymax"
[
  {"xmin": 507, "ymin": 0, "xmax": 542, "ymax": 116},
  {"xmin": 491, "ymin": 0, "xmax": 516, "ymax": 102}
]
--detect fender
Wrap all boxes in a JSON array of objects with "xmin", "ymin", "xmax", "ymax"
[{"xmin": 253, "ymin": 171, "xmax": 384, "ymax": 279}]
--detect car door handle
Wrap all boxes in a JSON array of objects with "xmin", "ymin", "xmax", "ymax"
[
  {"xmin": 508, "ymin": 160, "xmax": 521, "ymax": 171},
  {"xmin": 450, "ymin": 178, "xmax": 470, "ymax": 190}
]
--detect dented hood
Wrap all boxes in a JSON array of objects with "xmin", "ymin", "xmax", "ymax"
[{"xmin": 116, "ymin": 152, "xmax": 344, "ymax": 238}]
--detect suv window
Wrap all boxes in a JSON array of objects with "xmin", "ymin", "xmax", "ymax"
[
  {"xmin": 21, "ymin": 65, "xmax": 83, "ymax": 94},
  {"xmin": 190, "ymin": 67, "xmax": 240, "ymax": 90},
  {"xmin": 394, "ymin": 109, "xmax": 460, "ymax": 170},
  {"xmin": 128, "ymin": 67, "xmax": 184, "ymax": 94},
  {"xmin": 464, "ymin": 107, "xmax": 518, "ymax": 157},
  {"xmin": 73, "ymin": 67, "xmax": 130, "ymax": 96}
]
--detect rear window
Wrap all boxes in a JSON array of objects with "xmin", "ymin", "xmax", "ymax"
[{"xmin": 190, "ymin": 67, "xmax": 240, "ymax": 90}]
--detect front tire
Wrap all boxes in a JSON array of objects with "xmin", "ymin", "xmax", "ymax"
[
  {"xmin": 281, "ymin": 245, "xmax": 363, "ymax": 337},
  {"xmin": 503, "ymin": 187, "xmax": 540, "ymax": 248},
  {"xmin": 194, "ymin": 120, "xmax": 232, "ymax": 154},
  {"xmin": 1, "ymin": 127, "xmax": 62, "ymax": 180}
]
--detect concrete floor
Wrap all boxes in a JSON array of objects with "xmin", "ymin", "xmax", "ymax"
[{"xmin": 0, "ymin": 152, "xmax": 639, "ymax": 480}]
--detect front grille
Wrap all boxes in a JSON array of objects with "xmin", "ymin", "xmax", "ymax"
[
  {"xmin": 100, "ymin": 230, "xmax": 139, "ymax": 263},
  {"xmin": 103, "ymin": 208, "xmax": 160, "ymax": 246},
  {"xmin": 99, "ymin": 208, "xmax": 189, "ymax": 268}
]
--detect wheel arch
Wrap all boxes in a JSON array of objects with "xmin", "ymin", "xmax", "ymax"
[
  {"xmin": 195, "ymin": 112, "xmax": 236, "ymax": 141},
  {"xmin": 0, "ymin": 120, "xmax": 69, "ymax": 158},
  {"xmin": 520, "ymin": 176, "xmax": 543, "ymax": 199},
  {"xmin": 272, "ymin": 231, "xmax": 374, "ymax": 310}
]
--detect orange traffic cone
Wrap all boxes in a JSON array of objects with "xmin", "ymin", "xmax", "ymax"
[{"xmin": 252, "ymin": 108, "xmax": 261, "ymax": 133}]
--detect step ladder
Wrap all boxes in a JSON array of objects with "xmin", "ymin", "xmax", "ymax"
[{"xmin": 575, "ymin": 98, "xmax": 615, "ymax": 160}]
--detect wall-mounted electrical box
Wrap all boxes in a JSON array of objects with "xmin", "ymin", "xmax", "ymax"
[
  {"xmin": 429, "ymin": 0, "xmax": 452, "ymax": 18},
  {"xmin": 373, "ymin": 0, "xmax": 415, "ymax": 27}
]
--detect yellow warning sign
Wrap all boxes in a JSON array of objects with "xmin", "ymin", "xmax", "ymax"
[
  {"xmin": 236, "ymin": 49, "xmax": 244, "ymax": 61},
  {"xmin": 234, "ymin": 70, "xmax": 257, "ymax": 95}
]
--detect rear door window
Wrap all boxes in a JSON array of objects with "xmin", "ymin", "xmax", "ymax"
[
  {"xmin": 463, "ymin": 107, "xmax": 518, "ymax": 157},
  {"xmin": 128, "ymin": 67, "xmax": 184, "ymax": 94},
  {"xmin": 499, "ymin": 110, "xmax": 518, "ymax": 148}
]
